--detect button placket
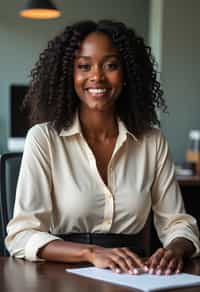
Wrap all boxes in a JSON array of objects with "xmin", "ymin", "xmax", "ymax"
[
  {"xmin": 100, "ymin": 135, "xmax": 126, "ymax": 232},
  {"xmin": 82, "ymin": 137, "xmax": 98, "ymax": 171},
  {"xmin": 102, "ymin": 188, "xmax": 114, "ymax": 232},
  {"xmin": 83, "ymin": 137, "xmax": 114, "ymax": 233},
  {"xmin": 107, "ymin": 162, "xmax": 115, "ymax": 189},
  {"xmin": 80, "ymin": 130, "xmax": 127, "ymax": 233}
]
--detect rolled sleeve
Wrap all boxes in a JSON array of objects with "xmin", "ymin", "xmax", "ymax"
[
  {"xmin": 25, "ymin": 232, "xmax": 62, "ymax": 261},
  {"xmin": 151, "ymin": 131, "xmax": 200, "ymax": 257},
  {"xmin": 154, "ymin": 212, "xmax": 200, "ymax": 257}
]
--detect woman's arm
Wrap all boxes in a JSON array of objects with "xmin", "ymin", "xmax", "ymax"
[
  {"xmin": 37, "ymin": 240, "xmax": 93, "ymax": 262},
  {"xmin": 38, "ymin": 240, "xmax": 146, "ymax": 274},
  {"xmin": 149, "ymin": 130, "xmax": 200, "ymax": 274}
]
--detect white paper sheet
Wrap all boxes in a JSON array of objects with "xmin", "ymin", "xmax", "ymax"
[{"xmin": 66, "ymin": 267, "xmax": 200, "ymax": 291}]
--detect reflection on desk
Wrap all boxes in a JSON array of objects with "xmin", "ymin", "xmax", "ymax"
[{"xmin": 1, "ymin": 256, "xmax": 200, "ymax": 292}]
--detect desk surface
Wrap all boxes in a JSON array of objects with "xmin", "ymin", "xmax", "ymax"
[
  {"xmin": 177, "ymin": 175, "xmax": 200, "ymax": 187},
  {"xmin": 1, "ymin": 257, "xmax": 200, "ymax": 292}
]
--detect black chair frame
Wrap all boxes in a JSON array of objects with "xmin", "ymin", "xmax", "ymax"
[{"xmin": 0, "ymin": 152, "xmax": 22, "ymax": 256}]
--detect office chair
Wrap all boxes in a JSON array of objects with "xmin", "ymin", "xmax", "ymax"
[{"xmin": 0, "ymin": 152, "xmax": 23, "ymax": 256}]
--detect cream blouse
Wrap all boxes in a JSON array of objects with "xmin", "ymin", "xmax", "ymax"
[{"xmin": 5, "ymin": 114, "xmax": 200, "ymax": 261}]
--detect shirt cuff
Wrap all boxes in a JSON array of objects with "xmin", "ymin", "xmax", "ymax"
[{"xmin": 25, "ymin": 232, "xmax": 62, "ymax": 261}]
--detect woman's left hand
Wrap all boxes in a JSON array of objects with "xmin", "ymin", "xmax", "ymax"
[
  {"xmin": 144, "ymin": 247, "xmax": 184, "ymax": 275},
  {"xmin": 145, "ymin": 238, "xmax": 195, "ymax": 275}
]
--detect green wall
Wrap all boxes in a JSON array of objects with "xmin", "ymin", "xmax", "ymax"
[
  {"xmin": 160, "ymin": 0, "xmax": 200, "ymax": 163},
  {"xmin": 0, "ymin": 0, "xmax": 149, "ymax": 153}
]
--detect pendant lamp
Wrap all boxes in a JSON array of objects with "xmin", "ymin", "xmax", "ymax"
[{"xmin": 19, "ymin": 0, "xmax": 61, "ymax": 19}]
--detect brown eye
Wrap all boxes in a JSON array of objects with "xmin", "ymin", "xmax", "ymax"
[
  {"xmin": 77, "ymin": 64, "xmax": 91, "ymax": 71},
  {"xmin": 104, "ymin": 62, "xmax": 120, "ymax": 71}
]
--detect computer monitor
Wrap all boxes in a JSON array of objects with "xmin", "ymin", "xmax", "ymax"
[{"xmin": 8, "ymin": 85, "xmax": 30, "ymax": 152}]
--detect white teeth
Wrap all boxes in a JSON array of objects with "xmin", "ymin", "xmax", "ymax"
[{"xmin": 88, "ymin": 88, "xmax": 107, "ymax": 94}]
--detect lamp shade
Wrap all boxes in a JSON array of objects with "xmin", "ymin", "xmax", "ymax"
[{"xmin": 19, "ymin": 0, "xmax": 61, "ymax": 19}]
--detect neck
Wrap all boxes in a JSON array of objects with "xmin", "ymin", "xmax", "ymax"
[{"xmin": 79, "ymin": 108, "xmax": 118, "ymax": 141}]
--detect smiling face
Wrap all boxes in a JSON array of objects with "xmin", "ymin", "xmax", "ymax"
[{"xmin": 73, "ymin": 32, "xmax": 124, "ymax": 113}]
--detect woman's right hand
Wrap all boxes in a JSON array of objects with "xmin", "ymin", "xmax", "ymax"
[{"xmin": 86, "ymin": 246, "xmax": 146, "ymax": 274}]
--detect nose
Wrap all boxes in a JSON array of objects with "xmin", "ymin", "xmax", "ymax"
[{"xmin": 89, "ymin": 65, "xmax": 105, "ymax": 82}]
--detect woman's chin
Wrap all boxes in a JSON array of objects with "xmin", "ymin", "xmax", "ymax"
[{"xmin": 87, "ymin": 103, "xmax": 114, "ymax": 112}]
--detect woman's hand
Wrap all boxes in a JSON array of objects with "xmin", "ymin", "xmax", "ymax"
[
  {"xmin": 145, "ymin": 237, "xmax": 195, "ymax": 275},
  {"xmin": 86, "ymin": 246, "xmax": 146, "ymax": 274},
  {"xmin": 144, "ymin": 247, "xmax": 184, "ymax": 275}
]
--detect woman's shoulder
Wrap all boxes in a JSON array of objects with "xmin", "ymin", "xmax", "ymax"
[
  {"xmin": 142, "ymin": 127, "xmax": 166, "ymax": 143},
  {"xmin": 142, "ymin": 127, "xmax": 170, "ymax": 158},
  {"xmin": 27, "ymin": 122, "xmax": 56, "ymax": 138},
  {"xmin": 26, "ymin": 122, "xmax": 58, "ymax": 146}
]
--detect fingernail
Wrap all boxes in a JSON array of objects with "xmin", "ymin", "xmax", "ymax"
[
  {"xmin": 133, "ymin": 268, "xmax": 146, "ymax": 274},
  {"xmin": 115, "ymin": 268, "xmax": 121, "ymax": 273},
  {"xmin": 144, "ymin": 266, "xmax": 149, "ymax": 272},
  {"xmin": 165, "ymin": 269, "xmax": 171, "ymax": 275},
  {"xmin": 149, "ymin": 268, "xmax": 154, "ymax": 274},
  {"xmin": 176, "ymin": 269, "xmax": 180, "ymax": 274},
  {"xmin": 133, "ymin": 268, "xmax": 139, "ymax": 274},
  {"xmin": 156, "ymin": 269, "xmax": 162, "ymax": 275}
]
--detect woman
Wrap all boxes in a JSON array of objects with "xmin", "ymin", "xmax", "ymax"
[{"xmin": 6, "ymin": 20, "xmax": 200, "ymax": 275}]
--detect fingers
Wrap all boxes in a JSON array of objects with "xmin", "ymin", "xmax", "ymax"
[
  {"xmin": 92, "ymin": 246, "xmax": 183, "ymax": 275},
  {"xmin": 110, "ymin": 248, "xmax": 145, "ymax": 274},
  {"xmin": 109, "ymin": 261, "xmax": 121, "ymax": 273},
  {"xmin": 111, "ymin": 254, "xmax": 130, "ymax": 273},
  {"xmin": 159, "ymin": 258, "xmax": 183, "ymax": 275},
  {"xmin": 175, "ymin": 260, "xmax": 184, "ymax": 274},
  {"xmin": 147, "ymin": 248, "xmax": 164, "ymax": 273},
  {"xmin": 123, "ymin": 248, "xmax": 145, "ymax": 269},
  {"xmin": 147, "ymin": 248, "xmax": 184, "ymax": 275},
  {"xmin": 91, "ymin": 246, "xmax": 137, "ymax": 273},
  {"xmin": 157, "ymin": 249, "xmax": 174, "ymax": 273}
]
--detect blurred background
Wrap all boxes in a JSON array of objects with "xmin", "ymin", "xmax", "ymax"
[{"xmin": 0, "ymin": 0, "xmax": 200, "ymax": 165}]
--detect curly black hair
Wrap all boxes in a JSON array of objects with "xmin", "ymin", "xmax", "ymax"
[{"xmin": 23, "ymin": 19, "xmax": 166, "ymax": 136}]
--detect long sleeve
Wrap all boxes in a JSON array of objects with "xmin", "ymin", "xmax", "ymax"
[
  {"xmin": 5, "ymin": 125, "xmax": 62, "ymax": 261},
  {"xmin": 151, "ymin": 131, "xmax": 200, "ymax": 256}
]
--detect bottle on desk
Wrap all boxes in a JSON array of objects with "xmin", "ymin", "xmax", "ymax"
[{"xmin": 186, "ymin": 130, "xmax": 200, "ymax": 176}]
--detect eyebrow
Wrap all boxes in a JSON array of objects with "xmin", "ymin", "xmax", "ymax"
[{"xmin": 75, "ymin": 54, "xmax": 119, "ymax": 60}]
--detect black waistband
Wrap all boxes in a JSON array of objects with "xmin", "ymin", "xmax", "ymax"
[{"xmin": 55, "ymin": 232, "xmax": 148, "ymax": 257}]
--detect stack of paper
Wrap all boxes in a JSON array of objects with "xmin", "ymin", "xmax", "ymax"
[{"xmin": 66, "ymin": 267, "xmax": 200, "ymax": 291}]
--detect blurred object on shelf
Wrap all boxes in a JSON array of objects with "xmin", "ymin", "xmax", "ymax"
[
  {"xmin": 176, "ymin": 162, "xmax": 196, "ymax": 176},
  {"xmin": 186, "ymin": 129, "xmax": 200, "ymax": 175}
]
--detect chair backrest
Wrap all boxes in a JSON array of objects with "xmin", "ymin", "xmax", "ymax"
[{"xmin": 0, "ymin": 152, "xmax": 22, "ymax": 256}]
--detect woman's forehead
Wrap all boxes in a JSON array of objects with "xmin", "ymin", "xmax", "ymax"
[{"xmin": 76, "ymin": 32, "xmax": 119, "ymax": 58}]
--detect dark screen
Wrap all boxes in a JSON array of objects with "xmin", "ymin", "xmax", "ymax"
[{"xmin": 10, "ymin": 85, "xmax": 30, "ymax": 137}]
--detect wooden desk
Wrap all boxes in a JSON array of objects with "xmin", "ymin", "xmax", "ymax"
[
  {"xmin": 177, "ymin": 176, "xmax": 200, "ymax": 230},
  {"xmin": 177, "ymin": 176, "xmax": 200, "ymax": 187},
  {"xmin": 1, "ymin": 256, "xmax": 200, "ymax": 292}
]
